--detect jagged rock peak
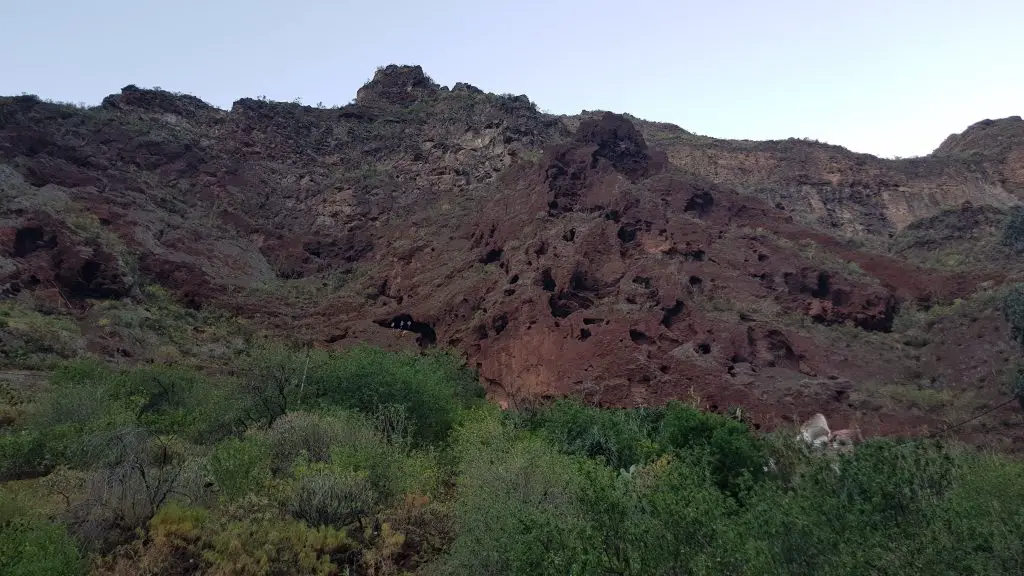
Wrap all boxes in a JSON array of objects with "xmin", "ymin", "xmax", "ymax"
[
  {"xmin": 452, "ymin": 82, "xmax": 483, "ymax": 95},
  {"xmin": 933, "ymin": 115, "xmax": 1024, "ymax": 157},
  {"xmin": 100, "ymin": 84, "xmax": 217, "ymax": 118},
  {"xmin": 574, "ymin": 112, "xmax": 666, "ymax": 179},
  {"xmin": 355, "ymin": 64, "xmax": 441, "ymax": 106}
]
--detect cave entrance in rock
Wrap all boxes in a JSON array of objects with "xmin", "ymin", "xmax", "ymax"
[{"xmin": 378, "ymin": 313, "xmax": 437, "ymax": 347}]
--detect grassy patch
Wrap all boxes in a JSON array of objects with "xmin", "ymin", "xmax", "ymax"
[
  {"xmin": 244, "ymin": 268, "xmax": 364, "ymax": 308},
  {"xmin": 87, "ymin": 283, "xmax": 247, "ymax": 366},
  {"xmin": 0, "ymin": 303, "xmax": 84, "ymax": 369},
  {"xmin": 874, "ymin": 383, "xmax": 958, "ymax": 411},
  {"xmin": 893, "ymin": 286, "xmax": 1004, "ymax": 338},
  {"xmin": 734, "ymin": 225, "xmax": 875, "ymax": 283}
]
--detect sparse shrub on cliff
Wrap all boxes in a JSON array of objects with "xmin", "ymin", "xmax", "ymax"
[
  {"xmin": 1002, "ymin": 282, "xmax": 1024, "ymax": 345},
  {"xmin": 1001, "ymin": 205, "xmax": 1024, "ymax": 253},
  {"xmin": 0, "ymin": 303, "xmax": 84, "ymax": 369},
  {"xmin": 1006, "ymin": 361, "xmax": 1024, "ymax": 412}
]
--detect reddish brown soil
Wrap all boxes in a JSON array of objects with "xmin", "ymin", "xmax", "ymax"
[{"xmin": 2, "ymin": 65, "xmax": 1022, "ymax": 450}]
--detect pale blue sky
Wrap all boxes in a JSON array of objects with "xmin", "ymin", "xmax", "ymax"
[{"xmin": 2, "ymin": 0, "xmax": 1021, "ymax": 158}]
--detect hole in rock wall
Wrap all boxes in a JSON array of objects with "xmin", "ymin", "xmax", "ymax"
[
  {"xmin": 683, "ymin": 190, "xmax": 714, "ymax": 216},
  {"xmin": 492, "ymin": 313, "xmax": 509, "ymax": 335},
  {"xmin": 629, "ymin": 329, "xmax": 653, "ymax": 345},
  {"xmin": 631, "ymin": 276, "xmax": 652, "ymax": 289},
  {"xmin": 617, "ymin": 225, "xmax": 637, "ymax": 244},
  {"xmin": 14, "ymin": 226, "xmax": 52, "ymax": 257},
  {"xmin": 480, "ymin": 248, "xmax": 503, "ymax": 265},
  {"xmin": 811, "ymin": 272, "xmax": 830, "ymax": 299},
  {"xmin": 660, "ymin": 300, "xmax": 685, "ymax": 328},
  {"xmin": 539, "ymin": 269, "xmax": 556, "ymax": 292}
]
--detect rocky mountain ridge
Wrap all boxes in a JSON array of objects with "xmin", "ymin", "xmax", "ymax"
[{"xmin": 2, "ymin": 64, "xmax": 1023, "ymax": 449}]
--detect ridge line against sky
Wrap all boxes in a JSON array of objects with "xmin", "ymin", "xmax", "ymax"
[{"xmin": 2, "ymin": 0, "xmax": 1022, "ymax": 159}]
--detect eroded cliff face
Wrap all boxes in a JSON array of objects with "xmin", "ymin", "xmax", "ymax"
[
  {"xmin": 2, "ymin": 64, "xmax": 1023, "ymax": 448},
  {"xmin": 615, "ymin": 114, "xmax": 1024, "ymax": 244}
]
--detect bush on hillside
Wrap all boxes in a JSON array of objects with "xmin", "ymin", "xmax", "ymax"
[
  {"xmin": 437, "ymin": 412, "xmax": 599, "ymax": 575},
  {"xmin": 1003, "ymin": 283, "xmax": 1024, "ymax": 345},
  {"xmin": 521, "ymin": 399, "xmax": 662, "ymax": 471},
  {"xmin": 657, "ymin": 401, "xmax": 767, "ymax": 495},
  {"xmin": 1001, "ymin": 205, "xmax": 1024, "ymax": 253},
  {"xmin": 233, "ymin": 344, "xmax": 484, "ymax": 443},
  {"xmin": 0, "ymin": 494, "xmax": 84, "ymax": 576},
  {"xmin": 207, "ymin": 436, "xmax": 271, "ymax": 502},
  {"xmin": 303, "ymin": 346, "xmax": 485, "ymax": 444}
]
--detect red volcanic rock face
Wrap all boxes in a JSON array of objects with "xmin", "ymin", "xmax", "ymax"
[
  {"xmin": 1, "ymin": 74, "xmax": 1021, "ymax": 449},
  {"xmin": 0, "ymin": 212, "xmax": 135, "ymax": 301}
]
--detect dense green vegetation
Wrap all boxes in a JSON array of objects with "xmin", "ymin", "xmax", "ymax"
[{"xmin": 1, "ymin": 344, "xmax": 1023, "ymax": 575}]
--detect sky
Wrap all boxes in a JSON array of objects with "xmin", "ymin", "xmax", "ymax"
[{"xmin": 2, "ymin": 0, "xmax": 1021, "ymax": 159}]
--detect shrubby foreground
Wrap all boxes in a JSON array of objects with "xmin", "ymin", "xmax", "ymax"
[{"xmin": 1, "ymin": 345, "xmax": 1022, "ymax": 575}]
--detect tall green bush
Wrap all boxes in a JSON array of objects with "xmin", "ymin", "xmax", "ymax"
[
  {"xmin": 304, "ymin": 346, "xmax": 485, "ymax": 444},
  {"xmin": 0, "ymin": 494, "xmax": 84, "ymax": 576},
  {"xmin": 207, "ymin": 436, "xmax": 271, "ymax": 502}
]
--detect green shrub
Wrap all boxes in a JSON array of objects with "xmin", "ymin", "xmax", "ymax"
[
  {"xmin": 276, "ymin": 409, "xmax": 438, "ymax": 511},
  {"xmin": 574, "ymin": 454, "xmax": 738, "ymax": 575},
  {"xmin": 657, "ymin": 401, "xmax": 767, "ymax": 495},
  {"xmin": 705, "ymin": 438, "xmax": 966, "ymax": 576},
  {"xmin": 65, "ymin": 428, "xmax": 191, "ymax": 550},
  {"xmin": 810, "ymin": 438, "xmax": 957, "ymax": 530},
  {"xmin": 20, "ymin": 361, "xmax": 238, "ymax": 471},
  {"xmin": 304, "ymin": 346, "xmax": 485, "ymax": 444},
  {"xmin": 911, "ymin": 453, "xmax": 1024, "ymax": 574},
  {"xmin": 1004, "ymin": 283, "xmax": 1024, "ymax": 345},
  {"xmin": 235, "ymin": 342, "xmax": 314, "ymax": 427},
  {"xmin": 321, "ymin": 415, "xmax": 406, "ymax": 503},
  {"xmin": 0, "ymin": 429, "xmax": 49, "ymax": 480},
  {"xmin": 435, "ymin": 412, "xmax": 599, "ymax": 575},
  {"xmin": 1001, "ymin": 205, "xmax": 1024, "ymax": 253},
  {"xmin": 142, "ymin": 502, "xmax": 355, "ymax": 576},
  {"xmin": 0, "ymin": 493, "xmax": 84, "ymax": 576},
  {"xmin": 128, "ymin": 365, "xmax": 242, "ymax": 443},
  {"xmin": 21, "ymin": 360, "xmax": 144, "ymax": 469},
  {"xmin": 232, "ymin": 344, "xmax": 483, "ymax": 442},
  {"xmin": 207, "ymin": 437, "xmax": 271, "ymax": 502},
  {"xmin": 263, "ymin": 411, "xmax": 343, "ymax": 474},
  {"xmin": 522, "ymin": 399, "xmax": 662, "ymax": 470},
  {"xmin": 289, "ymin": 466, "xmax": 376, "ymax": 528}
]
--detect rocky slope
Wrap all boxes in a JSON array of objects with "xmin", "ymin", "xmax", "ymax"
[
  {"xmin": 621, "ymin": 114, "xmax": 1024, "ymax": 244},
  {"xmin": 2, "ymin": 64, "xmax": 1023, "ymax": 449}
]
